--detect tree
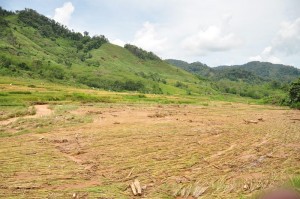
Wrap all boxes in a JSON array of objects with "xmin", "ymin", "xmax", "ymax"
[
  {"xmin": 124, "ymin": 44, "xmax": 161, "ymax": 61},
  {"xmin": 84, "ymin": 31, "xmax": 89, "ymax": 37},
  {"xmin": 289, "ymin": 78, "xmax": 300, "ymax": 106},
  {"xmin": 0, "ymin": 7, "xmax": 14, "ymax": 16}
]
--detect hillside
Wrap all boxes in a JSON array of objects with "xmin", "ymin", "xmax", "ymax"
[
  {"xmin": 216, "ymin": 61, "xmax": 300, "ymax": 83},
  {"xmin": 0, "ymin": 8, "xmax": 212, "ymax": 95},
  {"xmin": 1, "ymin": 7, "xmax": 299, "ymax": 103},
  {"xmin": 166, "ymin": 59, "xmax": 300, "ymax": 101},
  {"xmin": 166, "ymin": 59, "xmax": 300, "ymax": 83},
  {"xmin": 166, "ymin": 59, "xmax": 214, "ymax": 79}
]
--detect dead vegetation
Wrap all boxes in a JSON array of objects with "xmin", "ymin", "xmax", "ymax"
[{"xmin": 0, "ymin": 103, "xmax": 299, "ymax": 198}]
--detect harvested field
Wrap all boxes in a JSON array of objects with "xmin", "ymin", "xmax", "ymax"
[{"xmin": 0, "ymin": 102, "xmax": 299, "ymax": 198}]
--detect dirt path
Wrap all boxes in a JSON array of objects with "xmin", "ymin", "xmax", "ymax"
[
  {"xmin": 28, "ymin": 105, "xmax": 53, "ymax": 118},
  {"xmin": 0, "ymin": 105, "xmax": 52, "ymax": 126}
]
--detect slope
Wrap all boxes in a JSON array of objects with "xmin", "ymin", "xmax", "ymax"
[
  {"xmin": 216, "ymin": 61, "xmax": 300, "ymax": 83},
  {"xmin": 0, "ymin": 8, "xmax": 213, "ymax": 95},
  {"xmin": 166, "ymin": 59, "xmax": 298, "ymax": 102},
  {"xmin": 166, "ymin": 59, "xmax": 300, "ymax": 84}
]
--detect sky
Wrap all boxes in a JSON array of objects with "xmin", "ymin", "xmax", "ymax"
[{"xmin": 1, "ymin": 0, "xmax": 300, "ymax": 67}]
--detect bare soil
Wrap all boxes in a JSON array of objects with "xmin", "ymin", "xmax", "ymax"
[{"xmin": 0, "ymin": 105, "xmax": 53, "ymax": 126}]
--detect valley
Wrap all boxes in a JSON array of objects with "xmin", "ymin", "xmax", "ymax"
[{"xmin": 0, "ymin": 6, "xmax": 300, "ymax": 199}]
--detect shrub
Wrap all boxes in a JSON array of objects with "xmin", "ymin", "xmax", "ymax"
[
  {"xmin": 0, "ymin": 56, "xmax": 11, "ymax": 67},
  {"xmin": 289, "ymin": 78, "xmax": 300, "ymax": 104},
  {"xmin": 18, "ymin": 62, "xmax": 30, "ymax": 70},
  {"xmin": 175, "ymin": 81, "xmax": 187, "ymax": 88},
  {"xmin": 9, "ymin": 91, "xmax": 32, "ymax": 95}
]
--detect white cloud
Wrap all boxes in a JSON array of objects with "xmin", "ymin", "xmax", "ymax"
[
  {"xmin": 131, "ymin": 22, "xmax": 167, "ymax": 54},
  {"xmin": 111, "ymin": 39, "xmax": 126, "ymax": 47},
  {"xmin": 273, "ymin": 17, "xmax": 300, "ymax": 54},
  {"xmin": 181, "ymin": 24, "xmax": 242, "ymax": 55},
  {"xmin": 53, "ymin": 2, "xmax": 74, "ymax": 26},
  {"xmin": 249, "ymin": 46, "xmax": 281, "ymax": 64},
  {"xmin": 249, "ymin": 17, "xmax": 300, "ymax": 64},
  {"xmin": 128, "ymin": 15, "xmax": 242, "ymax": 59}
]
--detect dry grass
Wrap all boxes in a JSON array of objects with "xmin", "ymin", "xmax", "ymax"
[{"xmin": 0, "ymin": 102, "xmax": 299, "ymax": 198}]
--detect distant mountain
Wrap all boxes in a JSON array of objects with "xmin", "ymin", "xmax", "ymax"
[
  {"xmin": 166, "ymin": 59, "xmax": 300, "ymax": 83},
  {"xmin": 166, "ymin": 59, "xmax": 214, "ymax": 78},
  {"xmin": 216, "ymin": 61, "xmax": 300, "ymax": 83}
]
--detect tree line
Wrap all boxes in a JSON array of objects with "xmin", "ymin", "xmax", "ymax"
[
  {"xmin": 17, "ymin": 9, "xmax": 108, "ymax": 52},
  {"xmin": 124, "ymin": 44, "xmax": 161, "ymax": 61}
]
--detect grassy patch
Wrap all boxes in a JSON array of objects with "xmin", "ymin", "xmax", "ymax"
[{"xmin": 0, "ymin": 105, "xmax": 35, "ymax": 120}]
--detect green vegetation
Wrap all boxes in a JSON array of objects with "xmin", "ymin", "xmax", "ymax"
[
  {"xmin": 221, "ymin": 61, "xmax": 300, "ymax": 82},
  {"xmin": 18, "ymin": 9, "xmax": 108, "ymax": 52},
  {"xmin": 289, "ymin": 78, "xmax": 300, "ymax": 109},
  {"xmin": 290, "ymin": 176, "xmax": 300, "ymax": 190},
  {"xmin": 0, "ymin": 76, "xmax": 258, "ymax": 108},
  {"xmin": 124, "ymin": 44, "xmax": 161, "ymax": 60},
  {"xmin": 167, "ymin": 59, "xmax": 299, "ymax": 105},
  {"xmin": 0, "ymin": 7, "xmax": 299, "ymax": 107},
  {"xmin": 0, "ymin": 7, "xmax": 216, "ymax": 96}
]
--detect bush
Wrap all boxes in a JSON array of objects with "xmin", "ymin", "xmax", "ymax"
[
  {"xmin": 289, "ymin": 78, "xmax": 300, "ymax": 104},
  {"xmin": 123, "ymin": 80, "xmax": 145, "ymax": 91},
  {"xmin": 151, "ymin": 84, "xmax": 163, "ymax": 94},
  {"xmin": 18, "ymin": 62, "xmax": 30, "ymax": 70},
  {"xmin": 290, "ymin": 102, "xmax": 300, "ymax": 109},
  {"xmin": 287, "ymin": 78, "xmax": 300, "ymax": 109},
  {"xmin": 175, "ymin": 81, "xmax": 187, "ymax": 88},
  {"xmin": 0, "ymin": 56, "xmax": 12, "ymax": 67},
  {"xmin": 9, "ymin": 91, "xmax": 31, "ymax": 95}
]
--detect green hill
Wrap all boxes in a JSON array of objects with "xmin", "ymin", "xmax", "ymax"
[
  {"xmin": 216, "ymin": 61, "xmax": 300, "ymax": 83},
  {"xmin": 0, "ymin": 8, "xmax": 213, "ymax": 95},
  {"xmin": 166, "ymin": 59, "xmax": 300, "ymax": 101},
  {"xmin": 166, "ymin": 59, "xmax": 300, "ymax": 83},
  {"xmin": 166, "ymin": 59, "xmax": 214, "ymax": 79},
  {"xmin": 1, "ymin": 7, "xmax": 299, "ymax": 104}
]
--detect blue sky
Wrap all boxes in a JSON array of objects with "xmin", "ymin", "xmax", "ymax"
[{"xmin": 1, "ymin": 0, "xmax": 300, "ymax": 67}]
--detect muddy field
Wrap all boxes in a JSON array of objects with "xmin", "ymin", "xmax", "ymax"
[{"xmin": 0, "ymin": 102, "xmax": 299, "ymax": 198}]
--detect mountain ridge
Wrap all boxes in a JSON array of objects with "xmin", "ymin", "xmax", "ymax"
[{"xmin": 166, "ymin": 59, "xmax": 300, "ymax": 83}]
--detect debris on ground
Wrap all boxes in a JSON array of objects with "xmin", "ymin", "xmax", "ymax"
[
  {"xmin": 130, "ymin": 179, "xmax": 143, "ymax": 196},
  {"xmin": 174, "ymin": 184, "xmax": 208, "ymax": 198},
  {"xmin": 244, "ymin": 119, "xmax": 259, "ymax": 124},
  {"xmin": 147, "ymin": 112, "xmax": 169, "ymax": 118},
  {"xmin": 291, "ymin": 118, "xmax": 300, "ymax": 121}
]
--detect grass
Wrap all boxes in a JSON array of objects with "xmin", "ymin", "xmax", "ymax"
[
  {"xmin": 0, "ymin": 76, "xmax": 259, "ymax": 108},
  {"xmin": 0, "ymin": 88, "xmax": 299, "ymax": 198},
  {"xmin": 290, "ymin": 176, "xmax": 300, "ymax": 190},
  {"xmin": 0, "ymin": 105, "xmax": 35, "ymax": 120}
]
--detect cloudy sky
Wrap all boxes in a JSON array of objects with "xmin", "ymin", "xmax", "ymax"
[{"xmin": 2, "ymin": 0, "xmax": 300, "ymax": 67}]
